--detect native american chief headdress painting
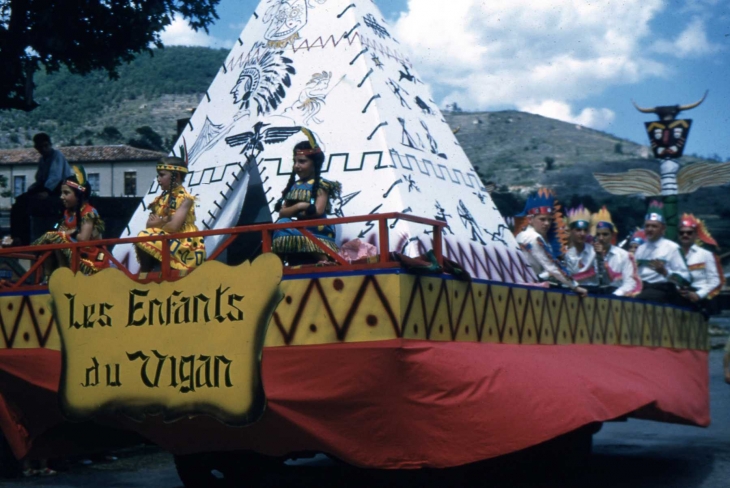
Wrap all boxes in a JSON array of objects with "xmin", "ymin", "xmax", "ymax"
[{"xmin": 633, "ymin": 91, "xmax": 706, "ymax": 159}]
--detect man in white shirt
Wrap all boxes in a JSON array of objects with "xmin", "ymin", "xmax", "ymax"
[
  {"xmin": 677, "ymin": 214, "xmax": 723, "ymax": 306},
  {"xmin": 515, "ymin": 189, "xmax": 587, "ymax": 297},
  {"xmin": 590, "ymin": 207, "xmax": 642, "ymax": 297},
  {"xmin": 634, "ymin": 201, "xmax": 691, "ymax": 304},
  {"xmin": 565, "ymin": 205, "xmax": 598, "ymax": 288}
]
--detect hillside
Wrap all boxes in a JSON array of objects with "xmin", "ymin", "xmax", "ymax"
[
  {"xmin": 0, "ymin": 46, "xmax": 727, "ymax": 244},
  {"xmin": 0, "ymin": 46, "xmax": 227, "ymax": 150}
]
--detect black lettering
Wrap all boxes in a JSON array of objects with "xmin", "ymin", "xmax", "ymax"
[
  {"xmin": 169, "ymin": 355, "xmax": 178, "ymax": 387},
  {"xmin": 214, "ymin": 355, "xmax": 233, "ymax": 388},
  {"xmin": 195, "ymin": 355, "xmax": 213, "ymax": 388},
  {"xmin": 98, "ymin": 303, "xmax": 113, "ymax": 327},
  {"xmin": 215, "ymin": 286, "xmax": 230, "ymax": 323},
  {"xmin": 65, "ymin": 293, "xmax": 83, "ymax": 329},
  {"xmin": 150, "ymin": 350, "xmax": 168, "ymax": 387},
  {"xmin": 179, "ymin": 355, "xmax": 195, "ymax": 393},
  {"xmin": 126, "ymin": 350, "xmax": 155, "ymax": 387},
  {"xmin": 174, "ymin": 297, "xmax": 190, "ymax": 323},
  {"xmin": 83, "ymin": 303, "xmax": 96, "ymax": 328},
  {"xmin": 227, "ymin": 294, "xmax": 245, "ymax": 322},
  {"xmin": 166, "ymin": 291, "xmax": 183, "ymax": 325},
  {"xmin": 147, "ymin": 298, "xmax": 164, "ymax": 326},
  {"xmin": 82, "ymin": 357, "xmax": 100, "ymax": 387},
  {"xmin": 105, "ymin": 363, "xmax": 122, "ymax": 387},
  {"xmin": 192, "ymin": 294, "xmax": 210, "ymax": 323},
  {"xmin": 127, "ymin": 289, "xmax": 149, "ymax": 326}
]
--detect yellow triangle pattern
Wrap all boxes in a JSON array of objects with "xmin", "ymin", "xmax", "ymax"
[{"xmin": 0, "ymin": 274, "xmax": 709, "ymax": 352}]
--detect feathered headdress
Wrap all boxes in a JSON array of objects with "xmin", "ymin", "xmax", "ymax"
[
  {"xmin": 590, "ymin": 206, "xmax": 617, "ymax": 234},
  {"xmin": 294, "ymin": 127, "xmax": 322, "ymax": 156},
  {"xmin": 517, "ymin": 188, "xmax": 556, "ymax": 217},
  {"xmin": 630, "ymin": 228, "xmax": 646, "ymax": 246},
  {"xmin": 644, "ymin": 200, "xmax": 664, "ymax": 223},
  {"xmin": 515, "ymin": 188, "xmax": 567, "ymax": 259},
  {"xmin": 65, "ymin": 164, "xmax": 89, "ymax": 192},
  {"xmin": 679, "ymin": 213, "xmax": 718, "ymax": 247},
  {"xmin": 590, "ymin": 206, "xmax": 617, "ymax": 244},
  {"xmin": 566, "ymin": 205, "xmax": 591, "ymax": 230}
]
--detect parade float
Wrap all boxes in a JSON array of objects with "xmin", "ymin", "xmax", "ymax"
[{"xmin": 0, "ymin": 0, "xmax": 710, "ymax": 484}]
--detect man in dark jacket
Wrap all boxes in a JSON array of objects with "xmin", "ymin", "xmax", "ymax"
[{"xmin": 6, "ymin": 133, "xmax": 74, "ymax": 246}]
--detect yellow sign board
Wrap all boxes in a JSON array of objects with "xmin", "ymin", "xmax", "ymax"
[{"xmin": 49, "ymin": 254, "xmax": 283, "ymax": 426}]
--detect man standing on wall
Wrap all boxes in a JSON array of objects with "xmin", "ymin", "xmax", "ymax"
[{"xmin": 5, "ymin": 133, "xmax": 74, "ymax": 246}]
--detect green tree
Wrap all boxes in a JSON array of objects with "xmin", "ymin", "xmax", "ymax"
[
  {"xmin": 0, "ymin": 0, "xmax": 220, "ymax": 111},
  {"xmin": 128, "ymin": 126, "xmax": 166, "ymax": 152}
]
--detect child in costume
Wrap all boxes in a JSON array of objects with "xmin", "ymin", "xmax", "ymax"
[
  {"xmin": 136, "ymin": 157, "xmax": 206, "ymax": 272},
  {"xmin": 514, "ymin": 188, "xmax": 587, "ymax": 297},
  {"xmin": 272, "ymin": 130, "xmax": 342, "ymax": 265},
  {"xmin": 33, "ymin": 165, "xmax": 107, "ymax": 276}
]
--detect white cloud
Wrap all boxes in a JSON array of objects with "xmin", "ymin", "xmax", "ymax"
[
  {"xmin": 160, "ymin": 18, "xmax": 232, "ymax": 48},
  {"xmin": 651, "ymin": 18, "xmax": 722, "ymax": 58},
  {"xmin": 392, "ymin": 0, "xmax": 673, "ymax": 128},
  {"xmin": 517, "ymin": 100, "xmax": 616, "ymax": 130}
]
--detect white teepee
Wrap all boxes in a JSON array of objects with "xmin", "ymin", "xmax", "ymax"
[{"xmin": 113, "ymin": 0, "xmax": 533, "ymax": 283}]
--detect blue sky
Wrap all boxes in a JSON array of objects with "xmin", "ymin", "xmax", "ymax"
[{"xmin": 162, "ymin": 0, "xmax": 730, "ymax": 160}]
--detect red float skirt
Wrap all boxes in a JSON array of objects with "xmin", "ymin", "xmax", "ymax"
[{"xmin": 0, "ymin": 340, "xmax": 709, "ymax": 467}]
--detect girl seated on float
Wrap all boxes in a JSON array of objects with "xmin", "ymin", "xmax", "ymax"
[
  {"xmin": 272, "ymin": 133, "xmax": 342, "ymax": 265},
  {"xmin": 33, "ymin": 166, "xmax": 107, "ymax": 277},
  {"xmin": 136, "ymin": 156, "xmax": 206, "ymax": 273}
]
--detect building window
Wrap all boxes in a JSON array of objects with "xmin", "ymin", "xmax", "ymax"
[
  {"xmin": 88, "ymin": 173, "xmax": 100, "ymax": 193},
  {"xmin": 124, "ymin": 172, "xmax": 137, "ymax": 196},
  {"xmin": 13, "ymin": 175, "xmax": 25, "ymax": 197}
]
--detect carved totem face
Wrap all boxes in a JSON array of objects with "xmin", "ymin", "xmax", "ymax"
[{"xmin": 644, "ymin": 119, "xmax": 692, "ymax": 159}]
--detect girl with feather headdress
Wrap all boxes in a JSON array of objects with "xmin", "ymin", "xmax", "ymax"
[
  {"xmin": 272, "ymin": 129, "xmax": 342, "ymax": 265},
  {"xmin": 33, "ymin": 165, "xmax": 107, "ymax": 277},
  {"xmin": 135, "ymin": 156, "xmax": 206, "ymax": 273}
]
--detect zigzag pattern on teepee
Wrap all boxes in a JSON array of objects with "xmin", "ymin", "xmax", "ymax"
[{"xmin": 112, "ymin": 0, "xmax": 531, "ymax": 283}]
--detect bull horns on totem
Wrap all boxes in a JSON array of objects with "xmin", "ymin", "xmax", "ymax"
[{"xmin": 631, "ymin": 90, "xmax": 708, "ymax": 121}]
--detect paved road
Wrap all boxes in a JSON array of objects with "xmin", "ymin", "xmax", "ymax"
[{"xmin": 5, "ymin": 349, "xmax": 729, "ymax": 488}]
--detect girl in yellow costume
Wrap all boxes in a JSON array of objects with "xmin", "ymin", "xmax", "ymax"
[
  {"xmin": 33, "ymin": 165, "xmax": 107, "ymax": 277},
  {"xmin": 136, "ymin": 156, "xmax": 206, "ymax": 272}
]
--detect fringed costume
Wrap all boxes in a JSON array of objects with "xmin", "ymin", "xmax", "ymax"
[
  {"xmin": 136, "ymin": 187, "xmax": 206, "ymax": 271},
  {"xmin": 272, "ymin": 178, "xmax": 341, "ymax": 255},
  {"xmin": 33, "ymin": 204, "xmax": 107, "ymax": 275}
]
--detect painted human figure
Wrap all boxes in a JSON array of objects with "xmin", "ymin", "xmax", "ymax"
[
  {"xmin": 457, "ymin": 200, "xmax": 486, "ymax": 246},
  {"xmin": 272, "ymin": 133, "xmax": 342, "ymax": 265},
  {"xmin": 135, "ymin": 157, "xmax": 206, "ymax": 273},
  {"xmin": 33, "ymin": 166, "xmax": 107, "ymax": 278}
]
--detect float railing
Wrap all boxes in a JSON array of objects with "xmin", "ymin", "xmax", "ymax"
[{"xmin": 0, "ymin": 213, "xmax": 446, "ymax": 290}]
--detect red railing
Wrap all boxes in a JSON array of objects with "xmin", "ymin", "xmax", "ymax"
[{"xmin": 0, "ymin": 213, "xmax": 446, "ymax": 290}]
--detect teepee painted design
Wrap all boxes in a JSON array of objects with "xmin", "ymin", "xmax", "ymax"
[{"xmin": 113, "ymin": 0, "xmax": 534, "ymax": 283}]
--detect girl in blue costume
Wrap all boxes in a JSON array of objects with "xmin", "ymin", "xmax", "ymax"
[{"xmin": 272, "ymin": 132, "xmax": 341, "ymax": 265}]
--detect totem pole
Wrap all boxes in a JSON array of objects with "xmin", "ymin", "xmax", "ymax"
[{"xmin": 594, "ymin": 91, "xmax": 730, "ymax": 241}]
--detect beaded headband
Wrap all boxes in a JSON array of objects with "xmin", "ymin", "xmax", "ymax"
[
  {"xmin": 157, "ymin": 162, "xmax": 188, "ymax": 174},
  {"xmin": 569, "ymin": 220, "xmax": 589, "ymax": 230},
  {"xmin": 294, "ymin": 147, "xmax": 322, "ymax": 157},
  {"xmin": 64, "ymin": 179, "xmax": 84, "ymax": 191}
]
